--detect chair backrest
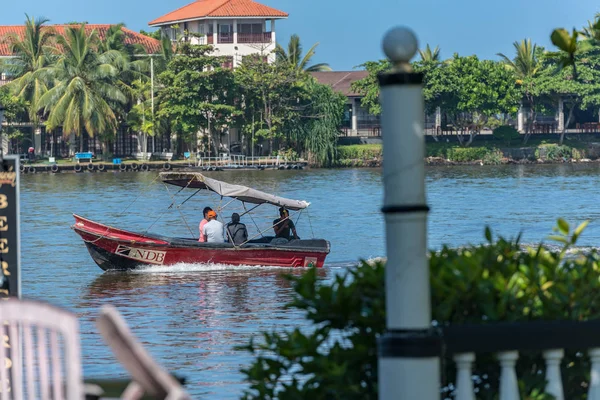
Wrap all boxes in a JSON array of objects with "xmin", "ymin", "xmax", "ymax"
[
  {"xmin": 96, "ymin": 305, "xmax": 191, "ymax": 400},
  {"xmin": 0, "ymin": 299, "xmax": 83, "ymax": 400}
]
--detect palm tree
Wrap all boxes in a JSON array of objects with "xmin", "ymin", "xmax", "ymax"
[
  {"xmin": 418, "ymin": 44, "xmax": 441, "ymax": 63},
  {"xmin": 37, "ymin": 25, "xmax": 127, "ymax": 152},
  {"xmin": 497, "ymin": 39, "xmax": 541, "ymax": 140},
  {"xmin": 275, "ymin": 34, "xmax": 331, "ymax": 72},
  {"xmin": 3, "ymin": 14, "xmax": 54, "ymax": 128},
  {"xmin": 497, "ymin": 39, "xmax": 540, "ymax": 84}
]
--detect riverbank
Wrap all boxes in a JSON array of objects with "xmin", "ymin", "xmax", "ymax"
[
  {"xmin": 334, "ymin": 139, "xmax": 600, "ymax": 167},
  {"xmin": 17, "ymin": 138, "xmax": 600, "ymax": 174},
  {"xmin": 16, "ymin": 159, "xmax": 307, "ymax": 174}
]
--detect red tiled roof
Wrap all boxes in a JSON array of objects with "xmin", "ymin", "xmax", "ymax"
[
  {"xmin": 149, "ymin": 0, "xmax": 288, "ymax": 26},
  {"xmin": 0, "ymin": 25, "xmax": 162, "ymax": 56},
  {"xmin": 311, "ymin": 71, "xmax": 369, "ymax": 97}
]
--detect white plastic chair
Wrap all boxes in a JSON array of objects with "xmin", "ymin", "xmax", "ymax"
[
  {"xmin": 96, "ymin": 305, "xmax": 191, "ymax": 400},
  {"xmin": 0, "ymin": 299, "xmax": 84, "ymax": 400}
]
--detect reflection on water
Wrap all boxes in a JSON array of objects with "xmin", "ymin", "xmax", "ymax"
[{"xmin": 18, "ymin": 165, "xmax": 600, "ymax": 398}]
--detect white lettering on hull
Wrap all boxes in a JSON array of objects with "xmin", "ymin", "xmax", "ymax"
[{"xmin": 115, "ymin": 245, "xmax": 167, "ymax": 265}]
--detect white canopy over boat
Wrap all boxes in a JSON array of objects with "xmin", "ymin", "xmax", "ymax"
[{"xmin": 159, "ymin": 172, "xmax": 310, "ymax": 211}]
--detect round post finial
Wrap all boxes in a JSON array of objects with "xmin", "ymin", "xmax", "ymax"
[{"xmin": 382, "ymin": 26, "xmax": 418, "ymax": 72}]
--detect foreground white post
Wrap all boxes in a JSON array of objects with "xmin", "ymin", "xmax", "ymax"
[
  {"xmin": 588, "ymin": 348, "xmax": 600, "ymax": 400},
  {"xmin": 377, "ymin": 27, "xmax": 440, "ymax": 400},
  {"xmin": 498, "ymin": 351, "xmax": 520, "ymax": 400},
  {"xmin": 543, "ymin": 349, "xmax": 564, "ymax": 400}
]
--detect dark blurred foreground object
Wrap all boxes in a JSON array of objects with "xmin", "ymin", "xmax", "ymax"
[{"xmin": 96, "ymin": 304, "xmax": 192, "ymax": 400}]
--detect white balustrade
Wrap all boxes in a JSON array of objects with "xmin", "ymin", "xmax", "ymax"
[
  {"xmin": 454, "ymin": 352, "xmax": 475, "ymax": 400},
  {"xmin": 543, "ymin": 349, "xmax": 564, "ymax": 400},
  {"xmin": 498, "ymin": 351, "xmax": 520, "ymax": 400},
  {"xmin": 589, "ymin": 348, "xmax": 600, "ymax": 400}
]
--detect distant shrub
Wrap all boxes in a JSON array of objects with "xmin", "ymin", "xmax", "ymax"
[
  {"xmin": 537, "ymin": 144, "xmax": 572, "ymax": 161},
  {"xmin": 336, "ymin": 144, "xmax": 382, "ymax": 160},
  {"xmin": 492, "ymin": 125, "xmax": 521, "ymax": 146},
  {"xmin": 446, "ymin": 147, "xmax": 492, "ymax": 162},
  {"xmin": 482, "ymin": 149, "xmax": 504, "ymax": 165}
]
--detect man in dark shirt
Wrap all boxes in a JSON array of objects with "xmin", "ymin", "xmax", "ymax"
[
  {"xmin": 226, "ymin": 213, "xmax": 248, "ymax": 245},
  {"xmin": 273, "ymin": 208, "xmax": 299, "ymax": 240}
]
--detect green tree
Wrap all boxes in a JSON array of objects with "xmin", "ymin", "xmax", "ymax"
[
  {"xmin": 288, "ymin": 79, "xmax": 346, "ymax": 166},
  {"xmin": 140, "ymin": 29, "xmax": 162, "ymax": 41},
  {"xmin": 275, "ymin": 34, "xmax": 331, "ymax": 72},
  {"xmin": 2, "ymin": 14, "xmax": 54, "ymax": 128},
  {"xmin": 157, "ymin": 42, "xmax": 238, "ymax": 155},
  {"xmin": 37, "ymin": 25, "xmax": 127, "ymax": 152},
  {"xmin": 235, "ymin": 56, "xmax": 304, "ymax": 154},
  {"xmin": 0, "ymin": 86, "xmax": 27, "ymax": 124},
  {"xmin": 419, "ymin": 55, "xmax": 520, "ymax": 146},
  {"xmin": 497, "ymin": 39, "xmax": 542, "ymax": 139},
  {"xmin": 127, "ymin": 79, "xmax": 155, "ymax": 158},
  {"xmin": 350, "ymin": 60, "xmax": 391, "ymax": 116}
]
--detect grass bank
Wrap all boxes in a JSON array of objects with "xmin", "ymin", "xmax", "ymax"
[{"xmin": 335, "ymin": 137, "xmax": 600, "ymax": 167}]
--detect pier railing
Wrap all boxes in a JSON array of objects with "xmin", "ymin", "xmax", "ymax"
[
  {"xmin": 440, "ymin": 319, "xmax": 600, "ymax": 400},
  {"xmin": 197, "ymin": 155, "xmax": 288, "ymax": 167}
]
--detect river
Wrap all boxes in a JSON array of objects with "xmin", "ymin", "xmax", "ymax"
[{"xmin": 19, "ymin": 164, "xmax": 600, "ymax": 398}]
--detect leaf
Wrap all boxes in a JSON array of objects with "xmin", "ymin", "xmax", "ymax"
[
  {"xmin": 551, "ymin": 28, "xmax": 576, "ymax": 54},
  {"xmin": 485, "ymin": 226, "xmax": 492, "ymax": 242},
  {"xmin": 557, "ymin": 218, "xmax": 570, "ymax": 235},
  {"xmin": 573, "ymin": 220, "xmax": 590, "ymax": 239},
  {"xmin": 548, "ymin": 235, "xmax": 569, "ymax": 244}
]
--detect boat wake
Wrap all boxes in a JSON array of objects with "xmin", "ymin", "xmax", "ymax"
[
  {"xmin": 130, "ymin": 262, "xmax": 295, "ymax": 274},
  {"xmin": 124, "ymin": 256, "xmax": 387, "ymax": 274}
]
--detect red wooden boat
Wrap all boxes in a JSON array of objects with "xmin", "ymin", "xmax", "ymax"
[{"xmin": 72, "ymin": 172, "xmax": 330, "ymax": 271}]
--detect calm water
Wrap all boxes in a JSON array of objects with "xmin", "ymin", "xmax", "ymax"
[{"xmin": 19, "ymin": 164, "xmax": 600, "ymax": 398}]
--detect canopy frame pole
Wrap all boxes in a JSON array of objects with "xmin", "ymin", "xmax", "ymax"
[
  {"xmin": 305, "ymin": 208, "xmax": 316, "ymax": 239},
  {"xmin": 240, "ymin": 212, "xmax": 298, "ymax": 246},
  {"xmin": 168, "ymin": 179, "xmax": 196, "ymax": 238},
  {"xmin": 243, "ymin": 203, "xmax": 264, "ymax": 238},
  {"xmin": 176, "ymin": 188, "xmax": 202, "ymax": 209},
  {"xmin": 117, "ymin": 174, "xmax": 161, "ymax": 217},
  {"xmin": 145, "ymin": 179, "xmax": 195, "ymax": 235},
  {"xmin": 215, "ymin": 196, "xmax": 239, "ymax": 247},
  {"xmin": 217, "ymin": 198, "xmax": 237, "ymax": 213},
  {"xmin": 239, "ymin": 203, "xmax": 262, "ymax": 219}
]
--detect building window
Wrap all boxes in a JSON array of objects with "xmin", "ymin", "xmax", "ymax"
[
  {"xmin": 237, "ymin": 23, "xmax": 262, "ymax": 34},
  {"xmin": 218, "ymin": 24, "xmax": 233, "ymax": 43}
]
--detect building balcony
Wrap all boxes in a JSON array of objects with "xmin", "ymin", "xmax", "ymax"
[
  {"xmin": 237, "ymin": 32, "xmax": 272, "ymax": 44},
  {"xmin": 205, "ymin": 32, "xmax": 273, "ymax": 45},
  {"xmin": 217, "ymin": 33, "xmax": 234, "ymax": 44}
]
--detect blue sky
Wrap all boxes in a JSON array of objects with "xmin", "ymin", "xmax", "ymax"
[{"xmin": 2, "ymin": 0, "xmax": 599, "ymax": 70}]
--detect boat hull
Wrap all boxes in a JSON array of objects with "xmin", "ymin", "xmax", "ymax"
[{"xmin": 72, "ymin": 215, "xmax": 330, "ymax": 271}]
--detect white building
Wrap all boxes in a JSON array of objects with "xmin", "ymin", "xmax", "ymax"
[{"xmin": 149, "ymin": 0, "xmax": 288, "ymax": 68}]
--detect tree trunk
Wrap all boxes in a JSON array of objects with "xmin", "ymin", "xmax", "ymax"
[{"xmin": 559, "ymin": 105, "xmax": 575, "ymax": 145}]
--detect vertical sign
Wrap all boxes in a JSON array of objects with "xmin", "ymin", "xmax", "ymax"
[
  {"xmin": 0, "ymin": 155, "xmax": 20, "ymax": 395},
  {"xmin": 0, "ymin": 155, "xmax": 20, "ymax": 298}
]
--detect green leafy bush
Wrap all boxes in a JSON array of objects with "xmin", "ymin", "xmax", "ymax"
[
  {"xmin": 239, "ymin": 219, "xmax": 598, "ymax": 400},
  {"xmin": 537, "ymin": 144, "xmax": 573, "ymax": 161},
  {"xmin": 446, "ymin": 147, "xmax": 494, "ymax": 162},
  {"xmin": 492, "ymin": 125, "xmax": 521, "ymax": 146},
  {"xmin": 336, "ymin": 144, "xmax": 382, "ymax": 160},
  {"xmin": 482, "ymin": 148, "xmax": 504, "ymax": 165}
]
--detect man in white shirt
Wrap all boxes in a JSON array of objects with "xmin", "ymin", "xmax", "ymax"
[{"xmin": 202, "ymin": 210, "xmax": 224, "ymax": 243}]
